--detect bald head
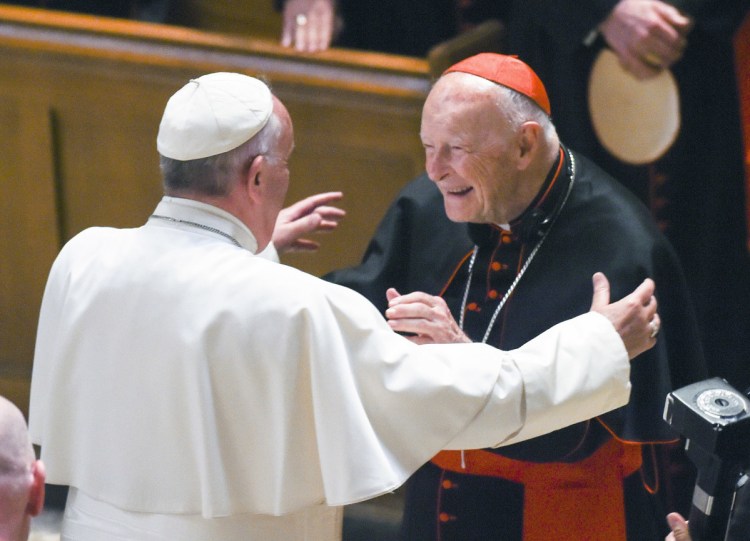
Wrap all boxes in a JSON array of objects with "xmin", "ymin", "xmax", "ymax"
[
  {"xmin": 0, "ymin": 397, "xmax": 33, "ymax": 483},
  {"xmin": 425, "ymin": 72, "xmax": 556, "ymax": 141},
  {"xmin": 0, "ymin": 396, "xmax": 45, "ymax": 541}
]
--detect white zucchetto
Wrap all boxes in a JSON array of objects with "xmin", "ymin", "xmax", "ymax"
[{"xmin": 157, "ymin": 72, "xmax": 273, "ymax": 161}]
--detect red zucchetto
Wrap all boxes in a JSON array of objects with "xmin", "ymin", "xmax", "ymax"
[{"xmin": 444, "ymin": 53, "xmax": 551, "ymax": 116}]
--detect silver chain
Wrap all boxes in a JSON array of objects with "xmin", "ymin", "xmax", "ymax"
[
  {"xmin": 150, "ymin": 214, "xmax": 242, "ymax": 248},
  {"xmin": 458, "ymin": 151, "xmax": 576, "ymax": 344}
]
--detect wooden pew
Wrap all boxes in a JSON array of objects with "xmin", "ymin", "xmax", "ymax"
[
  {"xmin": 0, "ymin": 4, "xmax": 432, "ymax": 415},
  {"xmin": 167, "ymin": 0, "xmax": 283, "ymax": 41}
]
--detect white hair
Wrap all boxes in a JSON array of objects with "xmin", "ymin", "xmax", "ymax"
[{"xmin": 493, "ymin": 84, "xmax": 557, "ymax": 144}]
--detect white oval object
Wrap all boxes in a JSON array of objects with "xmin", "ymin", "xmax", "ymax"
[{"xmin": 588, "ymin": 48, "xmax": 680, "ymax": 165}]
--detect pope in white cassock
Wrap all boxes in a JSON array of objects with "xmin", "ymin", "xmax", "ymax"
[{"xmin": 28, "ymin": 72, "xmax": 660, "ymax": 540}]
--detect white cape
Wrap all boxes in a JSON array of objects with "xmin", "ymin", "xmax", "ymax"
[{"xmin": 29, "ymin": 197, "xmax": 630, "ymax": 519}]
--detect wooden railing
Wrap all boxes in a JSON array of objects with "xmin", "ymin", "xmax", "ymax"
[{"xmin": 0, "ymin": 4, "xmax": 432, "ymax": 415}]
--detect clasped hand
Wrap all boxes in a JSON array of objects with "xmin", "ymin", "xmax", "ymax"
[
  {"xmin": 384, "ymin": 272, "xmax": 659, "ymax": 360},
  {"xmin": 385, "ymin": 288, "xmax": 472, "ymax": 345}
]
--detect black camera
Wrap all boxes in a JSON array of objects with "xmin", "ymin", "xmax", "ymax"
[{"xmin": 664, "ymin": 377, "xmax": 750, "ymax": 540}]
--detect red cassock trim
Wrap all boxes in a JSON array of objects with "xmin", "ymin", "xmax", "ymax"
[{"xmin": 431, "ymin": 438, "xmax": 642, "ymax": 540}]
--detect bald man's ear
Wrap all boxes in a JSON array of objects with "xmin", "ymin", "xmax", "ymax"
[
  {"xmin": 517, "ymin": 121, "xmax": 541, "ymax": 167},
  {"xmin": 26, "ymin": 460, "xmax": 45, "ymax": 517}
]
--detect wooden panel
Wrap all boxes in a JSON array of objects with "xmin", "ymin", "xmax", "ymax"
[
  {"xmin": 0, "ymin": 94, "xmax": 59, "ymax": 418},
  {"xmin": 168, "ymin": 0, "xmax": 283, "ymax": 41},
  {"xmin": 0, "ymin": 5, "xmax": 431, "ymax": 413}
]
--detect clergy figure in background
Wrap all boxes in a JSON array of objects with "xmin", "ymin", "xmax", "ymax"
[
  {"xmin": 502, "ymin": 0, "xmax": 750, "ymax": 395},
  {"xmin": 326, "ymin": 53, "xmax": 707, "ymax": 540},
  {"xmin": 278, "ymin": 0, "xmax": 750, "ymax": 397},
  {"xmin": 28, "ymin": 72, "xmax": 659, "ymax": 540}
]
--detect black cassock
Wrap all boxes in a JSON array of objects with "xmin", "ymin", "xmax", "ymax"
[{"xmin": 327, "ymin": 148, "xmax": 707, "ymax": 541}]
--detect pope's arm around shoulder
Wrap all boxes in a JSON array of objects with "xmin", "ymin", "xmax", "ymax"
[
  {"xmin": 441, "ymin": 272, "xmax": 658, "ymax": 450},
  {"xmin": 26, "ymin": 72, "xmax": 660, "ymax": 520}
]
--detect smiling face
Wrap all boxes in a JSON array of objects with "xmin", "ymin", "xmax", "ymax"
[{"xmin": 420, "ymin": 74, "xmax": 533, "ymax": 225}]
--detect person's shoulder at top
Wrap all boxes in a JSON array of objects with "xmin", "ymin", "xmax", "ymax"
[
  {"xmin": 569, "ymin": 154, "xmax": 663, "ymax": 226},
  {"xmin": 54, "ymin": 225, "xmax": 136, "ymax": 260}
]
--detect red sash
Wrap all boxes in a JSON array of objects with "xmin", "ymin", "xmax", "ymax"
[{"xmin": 431, "ymin": 438, "xmax": 642, "ymax": 541}]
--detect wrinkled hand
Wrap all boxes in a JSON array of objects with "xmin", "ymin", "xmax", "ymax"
[
  {"xmin": 590, "ymin": 272, "xmax": 659, "ymax": 359},
  {"xmin": 281, "ymin": 0, "xmax": 337, "ymax": 52},
  {"xmin": 384, "ymin": 288, "xmax": 472, "ymax": 345},
  {"xmin": 273, "ymin": 191, "xmax": 345, "ymax": 254},
  {"xmin": 665, "ymin": 513, "xmax": 691, "ymax": 541},
  {"xmin": 599, "ymin": 0, "xmax": 693, "ymax": 79}
]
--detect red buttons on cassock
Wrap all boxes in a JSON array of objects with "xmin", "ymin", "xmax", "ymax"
[
  {"xmin": 488, "ymin": 290, "xmax": 499, "ymax": 300},
  {"xmin": 491, "ymin": 261, "xmax": 502, "ymax": 271},
  {"xmin": 439, "ymin": 512, "xmax": 456, "ymax": 523}
]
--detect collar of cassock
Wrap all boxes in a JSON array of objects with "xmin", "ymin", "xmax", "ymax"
[
  {"xmin": 468, "ymin": 146, "xmax": 571, "ymax": 247},
  {"xmin": 149, "ymin": 196, "xmax": 259, "ymax": 253}
]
